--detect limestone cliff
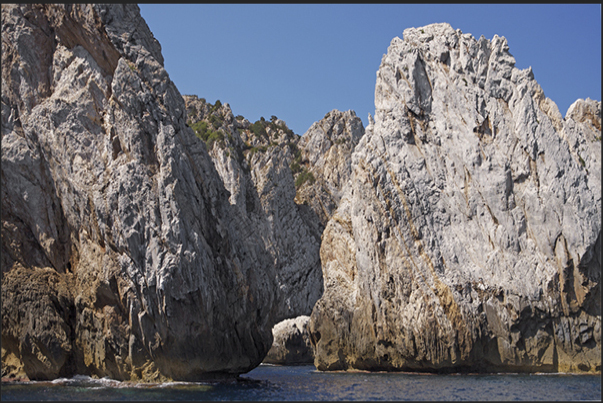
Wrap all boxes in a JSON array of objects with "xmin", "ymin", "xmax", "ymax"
[
  {"xmin": 183, "ymin": 97, "xmax": 364, "ymax": 321},
  {"xmin": 310, "ymin": 23, "xmax": 601, "ymax": 373},
  {"xmin": 2, "ymin": 4, "xmax": 278, "ymax": 381},
  {"xmin": 295, "ymin": 110, "xmax": 365, "ymax": 229},
  {"xmin": 3, "ymin": 5, "xmax": 598, "ymax": 379}
]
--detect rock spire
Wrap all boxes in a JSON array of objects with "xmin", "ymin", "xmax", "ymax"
[{"xmin": 309, "ymin": 22, "xmax": 601, "ymax": 373}]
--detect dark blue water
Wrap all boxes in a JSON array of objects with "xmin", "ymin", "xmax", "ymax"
[{"xmin": 1, "ymin": 364, "xmax": 601, "ymax": 401}]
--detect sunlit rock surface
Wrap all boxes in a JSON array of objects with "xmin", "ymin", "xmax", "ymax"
[
  {"xmin": 2, "ymin": 7, "xmax": 598, "ymax": 380},
  {"xmin": 309, "ymin": 23, "xmax": 601, "ymax": 373},
  {"xmin": 2, "ymin": 3, "xmax": 278, "ymax": 381},
  {"xmin": 182, "ymin": 98, "xmax": 365, "ymax": 321},
  {"xmin": 295, "ymin": 109, "xmax": 365, "ymax": 228}
]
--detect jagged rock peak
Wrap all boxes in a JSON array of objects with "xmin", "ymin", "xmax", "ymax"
[
  {"xmin": 375, "ymin": 22, "xmax": 529, "ymax": 119},
  {"xmin": 310, "ymin": 23, "xmax": 600, "ymax": 373},
  {"xmin": 300, "ymin": 109, "xmax": 364, "ymax": 166},
  {"xmin": 294, "ymin": 109, "xmax": 365, "ymax": 227},
  {"xmin": 566, "ymin": 98, "xmax": 601, "ymax": 128}
]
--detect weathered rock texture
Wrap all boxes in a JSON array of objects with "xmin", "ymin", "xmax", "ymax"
[
  {"xmin": 310, "ymin": 23, "xmax": 601, "ymax": 373},
  {"xmin": 183, "ymin": 98, "xmax": 364, "ymax": 321},
  {"xmin": 2, "ymin": 4, "xmax": 279, "ymax": 381},
  {"xmin": 263, "ymin": 315, "xmax": 314, "ymax": 365},
  {"xmin": 295, "ymin": 110, "xmax": 365, "ymax": 228}
]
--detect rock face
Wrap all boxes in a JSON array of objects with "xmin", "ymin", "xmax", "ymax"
[
  {"xmin": 182, "ymin": 98, "xmax": 364, "ymax": 321},
  {"xmin": 4, "ymin": 6, "xmax": 598, "ymax": 380},
  {"xmin": 2, "ymin": 4, "xmax": 278, "ymax": 381},
  {"xmin": 309, "ymin": 23, "xmax": 601, "ymax": 373},
  {"xmin": 295, "ymin": 110, "xmax": 365, "ymax": 228},
  {"xmin": 263, "ymin": 316, "xmax": 314, "ymax": 365}
]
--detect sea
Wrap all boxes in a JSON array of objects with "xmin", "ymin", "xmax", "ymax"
[{"xmin": 1, "ymin": 364, "xmax": 601, "ymax": 401}]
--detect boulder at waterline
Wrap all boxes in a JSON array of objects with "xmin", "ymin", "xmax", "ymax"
[{"xmin": 263, "ymin": 316, "xmax": 314, "ymax": 365}]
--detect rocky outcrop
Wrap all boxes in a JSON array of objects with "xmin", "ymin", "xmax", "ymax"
[
  {"xmin": 295, "ymin": 110, "xmax": 365, "ymax": 228},
  {"xmin": 4, "ymin": 5, "xmax": 597, "ymax": 380},
  {"xmin": 183, "ymin": 98, "xmax": 365, "ymax": 321},
  {"xmin": 2, "ymin": 4, "xmax": 278, "ymax": 381},
  {"xmin": 263, "ymin": 316, "xmax": 314, "ymax": 365},
  {"xmin": 1, "ymin": 2, "xmax": 365, "ymax": 380},
  {"xmin": 310, "ymin": 23, "xmax": 601, "ymax": 373},
  {"xmin": 182, "ymin": 96, "xmax": 322, "ymax": 321}
]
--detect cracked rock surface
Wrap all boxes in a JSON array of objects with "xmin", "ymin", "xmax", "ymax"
[
  {"xmin": 2, "ymin": 7, "xmax": 599, "ymax": 380},
  {"xmin": 309, "ymin": 23, "xmax": 601, "ymax": 373},
  {"xmin": 1, "ymin": 3, "xmax": 364, "ymax": 380},
  {"xmin": 182, "ymin": 98, "xmax": 365, "ymax": 322},
  {"xmin": 2, "ymin": 4, "xmax": 278, "ymax": 381}
]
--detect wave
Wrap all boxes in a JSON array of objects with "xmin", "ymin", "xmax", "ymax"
[{"xmin": 42, "ymin": 375, "xmax": 212, "ymax": 389}]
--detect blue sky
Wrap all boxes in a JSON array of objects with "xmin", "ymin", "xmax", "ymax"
[{"xmin": 139, "ymin": 4, "xmax": 601, "ymax": 136}]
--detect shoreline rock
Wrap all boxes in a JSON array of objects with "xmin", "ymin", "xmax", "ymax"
[
  {"xmin": 263, "ymin": 316, "xmax": 314, "ymax": 365},
  {"xmin": 309, "ymin": 22, "xmax": 601, "ymax": 374},
  {"xmin": 2, "ymin": 4, "xmax": 278, "ymax": 381},
  {"xmin": 2, "ymin": 6, "xmax": 599, "ymax": 380}
]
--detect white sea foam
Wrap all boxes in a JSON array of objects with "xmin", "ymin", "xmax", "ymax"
[
  {"xmin": 37, "ymin": 375, "xmax": 215, "ymax": 389},
  {"xmin": 50, "ymin": 375, "xmax": 94, "ymax": 384},
  {"xmin": 157, "ymin": 381, "xmax": 210, "ymax": 388}
]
